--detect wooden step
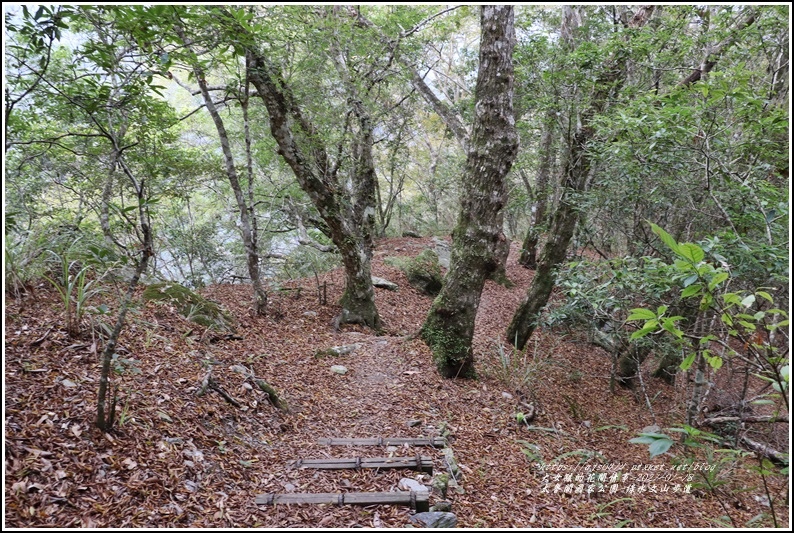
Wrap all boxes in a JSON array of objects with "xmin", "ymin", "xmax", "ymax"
[
  {"xmin": 292, "ymin": 455, "xmax": 433, "ymax": 474},
  {"xmin": 317, "ymin": 437, "xmax": 446, "ymax": 447},
  {"xmin": 255, "ymin": 491, "xmax": 429, "ymax": 512}
]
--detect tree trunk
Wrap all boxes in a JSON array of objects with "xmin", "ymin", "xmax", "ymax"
[
  {"xmin": 506, "ymin": 156, "xmax": 584, "ymax": 349},
  {"xmin": 245, "ymin": 46, "xmax": 381, "ymax": 330},
  {"xmin": 519, "ymin": 110, "xmax": 555, "ymax": 269},
  {"xmin": 96, "ymin": 156, "xmax": 153, "ymax": 432},
  {"xmin": 507, "ymin": 6, "xmax": 656, "ymax": 350},
  {"xmin": 176, "ymin": 28, "xmax": 267, "ymax": 315},
  {"xmin": 420, "ymin": 5, "xmax": 518, "ymax": 378}
]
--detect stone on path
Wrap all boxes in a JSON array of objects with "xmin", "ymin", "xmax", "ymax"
[
  {"xmin": 398, "ymin": 478, "xmax": 429, "ymax": 492},
  {"xmin": 409, "ymin": 512, "xmax": 458, "ymax": 528}
]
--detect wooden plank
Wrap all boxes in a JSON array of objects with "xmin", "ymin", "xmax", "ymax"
[
  {"xmin": 293, "ymin": 456, "xmax": 433, "ymax": 474},
  {"xmin": 255, "ymin": 491, "xmax": 429, "ymax": 512},
  {"xmin": 317, "ymin": 437, "xmax": 446, "ymax": 447}
]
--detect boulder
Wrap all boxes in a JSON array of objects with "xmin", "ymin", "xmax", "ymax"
[
  {"xmin": 372, "ymin": 276, "xmax": 399, "ymax": 291},
  {"xmin": 143, "ymin": 282, "xmax": 235, "ymax": 331},
  {"xmin": 409, "ymin": 512, "xmax": 458, "ymax": 528},
  {"xmin": 385, "ymin": 249, "xmax": 443, "ymax": 296},
  {"xmin": 430, "ymin": 501, "xmax": 453, "ymax": 512},
  {"xmin": 431, "ymin": 237, "xmax": 451, "ymax": 269},
  {"xmin": 316, "ymin": 343, "xmax": 362, "ymax": 358}
]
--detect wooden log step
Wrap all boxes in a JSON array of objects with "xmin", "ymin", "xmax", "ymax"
[
  {"xmin": 255, "ymin": 491, "xmax": 429, "ymax": 513},
  {"xmin": 292, "ymin": 455, "xmax": 433, "ymax": 474},
  {"xmin": 317, "ymin": 437, "xmax": 447, "ymax": 447}
]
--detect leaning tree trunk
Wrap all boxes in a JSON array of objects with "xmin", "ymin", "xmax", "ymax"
[
  {"xmin": 507, "ymin": 6, "xmax": 656, "ymax": 351},
  {"xmin": 519, "ymin": 110, "xmax": 555, "ymax": 269},
  {"xmin": 420, "ymin": 5, "xmax": 518, "ymax": 378},
  {"xmin": 506, "ymin": 140, "xmax": 588, "ymax": 349},
  {"xmin": 244, "ymin": 44, "xmax": 381, "ymax": 330},
  {"xmin": 177, "ymin": 28, "xmax": 267, "ymax": 315}
]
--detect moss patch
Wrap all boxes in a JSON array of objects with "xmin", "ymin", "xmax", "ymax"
[
  {"xmin": 420, "ymin": 313, "xmax": 476, "ymax": 379},
  {"xmin": 143, "ymin": 282, "xmax": 236, "ymax": 331},
  {"xmin": 385, "ymin": 249, "xmax": 443, "ymax": 296}
]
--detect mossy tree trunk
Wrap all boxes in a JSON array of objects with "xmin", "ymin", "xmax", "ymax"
[
  {"xmin": 420, "ymin": 6, "xmax": 519, "ymax": 378},
  {"xmin": 507, "ymin": 6, "xmax": 656, "ymax": 350},
  {"xmin": 244, "ymin": 42, "xmax": 381, "ymax": 330}
]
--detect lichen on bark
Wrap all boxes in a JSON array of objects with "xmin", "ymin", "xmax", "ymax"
[{"xmin": 420, "ymin": 5, "xmax": 519, "ymax": 378}]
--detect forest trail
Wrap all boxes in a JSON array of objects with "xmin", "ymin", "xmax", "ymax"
[{"xmin": 4, "ymin": 237, "xmax": 787, "ymax": 528}]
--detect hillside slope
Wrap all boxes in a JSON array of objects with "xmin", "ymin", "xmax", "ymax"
[{"xmin": 4, "ymin": 238, "xmax": 788, "ymax": 527}]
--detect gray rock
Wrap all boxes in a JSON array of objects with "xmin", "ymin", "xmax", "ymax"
[
  {"xmin": 501, "ymin": 391, "xmax": 514, "ymax": 399},
  {"xmin": 642, "ymin": 424, "xmax": 661, "ymax": 434},
  {"xmin": 409, "ymin": 512, "xmax": 457, "ymax": 528},
  {"xmin": 372, "ymin": 276, "xmax": 399, "ymax": 291},
  {"xmin": 447, "ymin": 477, "xmax": 465, "ymax": 494},
  {"xmin": 328, "ymin": 343, "xmax": 362, "ymax": 356},
  {"xmin": 430, "ymin": 500, "xmax": 452, "ymax": 512},
  {"xmin": 431, "ymin": 237, "xmax": 451, "ymax": 269},
  {"xmin": 330, "ymin": 365, "xmax": 348, "ymax": 375},
  {"xmin": 443, "ymin": 448, "xmax": 459, "ymax": 477},
  {"xmin": 399, "ymin": 478, "xmax": 429, "ymax": 492}
]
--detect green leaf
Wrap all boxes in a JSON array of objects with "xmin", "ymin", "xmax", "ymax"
[
  {"xmin": 679, "ymin": 243, "xmax": 705, "ymax": 263},
  {"xmin": 721, "ymin": 313, "xmax": 733, "ymax": 327},
  {"xmin": 662, "ymin": 318, "xmax": 683, "ymax": 339},
  {"xmin": 648, "ymin": 437, "xmax": 674, "ymax": 458},
  {"xmin": 741, "ymin": 294, "xmax": 756, "ymax": 308},
  {"xmin": 708, "ymin": 272, "xmax": 729, "ymax": 290},
  {"xmin": 630, "ymin": 319, "xmax": 658, "ymax": 340},
  {"xmin": 756, "ymin": 291, "xmax": 773, "ymax": 303},
  {"xmin": 649, "ymin": 222, "xmax": 680, "ymax": 255},
  {"xmin": 681, "ymin": 284, "xmax": 702, "ymax": 298},
  {"xmin": 723, "ymin": 293, "xmax": 742, "ymax": 306},
  {"xmin": 627, "ymin": 308, "xmax": 656, "ymax": 321},
  {"xmin": 680, "ymin": 353, "xmax": 696, "ymax": 371},
  {"xmin": 683, "ymin": 274, "xmax": 699, "ymax": 287},
  {"xmin": 657, "ymin": 305, "xmax": 668, "ymax": 316},
  {"xmin": 706, "ymin": 355, "xmax": 723, "ymax": 370}
]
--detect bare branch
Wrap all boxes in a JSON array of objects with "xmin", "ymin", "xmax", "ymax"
[
  {"xmin": 399, "ymin": 5, "xmax": 462, "ymax": 39},
  {"xmin": 679, "ymin": 9, "xmax": 757, "ymax": 87}
]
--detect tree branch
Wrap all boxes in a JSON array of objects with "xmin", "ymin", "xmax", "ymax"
[{"xmin": 678, "ymin": 10, "xmax": 757, "ymax": 87}]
